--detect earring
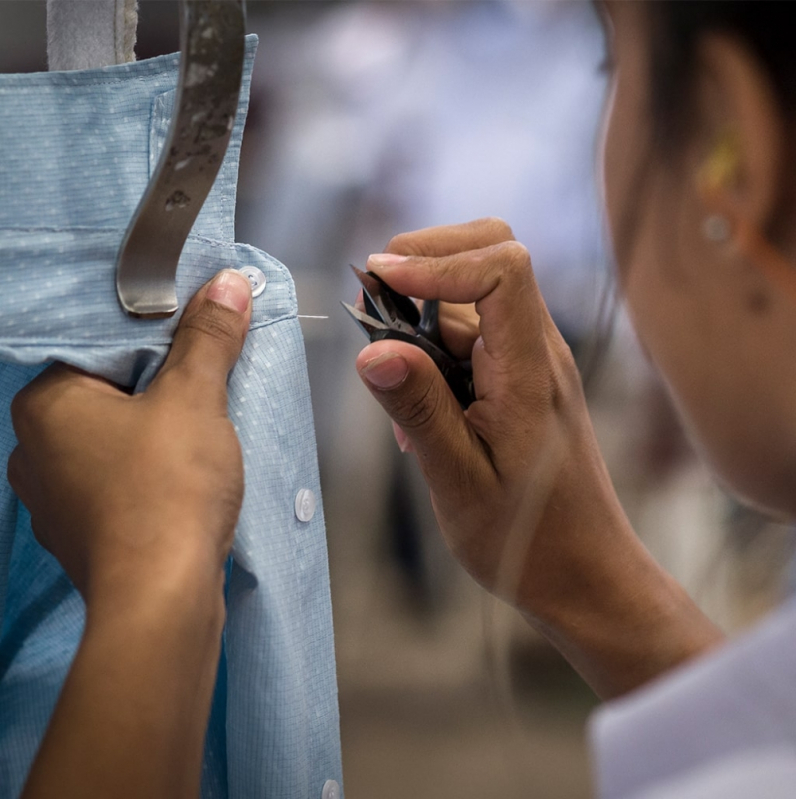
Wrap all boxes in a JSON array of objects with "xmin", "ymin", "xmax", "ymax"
[
  {"xmin": 698, "ymin": 130, "xmax": 739, "ymax": 244},
  {"xmin": 702, "ymin": 213, "xmax": 731, "ymax": 243}
]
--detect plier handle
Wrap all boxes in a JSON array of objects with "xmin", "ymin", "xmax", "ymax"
[{"xmin": 342, "ymin": 265, "xmax": 475, "ymax": 409}]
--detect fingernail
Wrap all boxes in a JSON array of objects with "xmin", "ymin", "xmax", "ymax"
[
  {"xmin": 367, "ymin": 253, "xmax": 409, "ymax": 269},
  {"xmin": 208, "ymin": 270, "xmax": 251, "ymax": 313},
  {"xmin": 393, "ymin": 423, "xmax": 413, "ymax": 453},
  {"xmin": 359, "ymin": 352, "xmax": 409, "ymax": 389}
]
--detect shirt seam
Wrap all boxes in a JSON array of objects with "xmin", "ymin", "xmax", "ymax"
[
  {"xmin": 0, "ymin": 36, "xmax": 256, "ymax": 89},
  {"xmin": 0, "ymin": 67, "xmax": 179, "ymax": 90},
  {"xmin": 0, "ymin": 226, "xmax": 295, "ymax": 306},
  {"xmin": 0, "ymin": 312, "xmax": 298, "ymax": 349}
]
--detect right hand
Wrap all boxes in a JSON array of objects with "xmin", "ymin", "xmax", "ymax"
[
  {"xmin": 356, "ymin": 218, "xmax": 619, "ymax": 615},
  {"xmin": 357, "ymin": 219, "xmax": 726, "ymax": 698}
]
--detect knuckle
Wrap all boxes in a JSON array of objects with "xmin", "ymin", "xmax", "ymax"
[
  {"xmin": 391, "ymin": 378, "xmax": 439, "ymax": 431},
  {"xmin": 181, "ymin": 302, "xmax": 243, "ymax": 349},
  {"xmin": 434, "ymin": 255, "xmax": 458, "ymax": 283},
  {"xmin": 9, "ymin": 390, "xmax": 27, "ymax": 430},
  {"xmin": 9, "ymin": 384, "xmax": 43, "ymax": 436},
  {"xmin": 495, "ymin": 241, "xmax": 533, "ymax": 288},
  {"xmin": 498, "ymin": 239, "xmax": 531, "ymax": 267}
]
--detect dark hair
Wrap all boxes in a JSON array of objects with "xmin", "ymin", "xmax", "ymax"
[{"xmin": 647, "ymin": 1, "xmax": 796, "ymax": 146}]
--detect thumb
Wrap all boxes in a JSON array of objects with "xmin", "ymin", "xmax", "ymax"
[
  {"xmin": 357, "ymin": 340, "xmax": 490, "ymax": 490},
  {"xmin": 153, "ymin": 269, "xmax": 252, "ymax": 412}
]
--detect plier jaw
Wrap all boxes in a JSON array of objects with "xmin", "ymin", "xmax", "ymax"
[{"xmin": 342, "ymin": 265, "xmax": 476, "ymax": 409}]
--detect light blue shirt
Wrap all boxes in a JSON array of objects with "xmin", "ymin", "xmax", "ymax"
[{"xmin": 0, "ymin": 36, "xmax": 342, "ymax": 799}]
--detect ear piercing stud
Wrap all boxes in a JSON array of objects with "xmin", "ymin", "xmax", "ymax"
[{"xmin": 702, "ymin": 213, "xmax": 731, "ymax": 243}]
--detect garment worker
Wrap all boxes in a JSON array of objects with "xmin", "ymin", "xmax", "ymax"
[
  {"xmin": 7, "ymin": 1, "xmax": 796, "ymax": 797},
  {"xmin": 354, "ymin": 2, "xmax": 796, "ymax": 795}
]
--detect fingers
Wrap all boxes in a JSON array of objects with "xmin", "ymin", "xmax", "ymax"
[
  {"xmin": 367, "ymin": 240, "xmax": 545, "ymax": 367},
  {"xmin": 384, "ymin": 217, "xmax": 515, "ymax": 257},
  {"xmin": 356, "ymin": 339, "xmax": 493, "ymax": 492},
  {"xmin": 357, "ymin": 228, "xmax": 569, "ymax": 479},
  {"xmin": 153, "ymin": 270, "xmax": 252, "ymax": 414},
  {"xmin": 9, "ymin": 365, "xmax": 116, "ymax": 448},
  {"xmin": 438, "ymin": 301, "xmax": 480, "ymax": 360},
  {"xmin": 368, "ymin": 218, "xmax": 513, "ymax": 359},
  {"xmin": 6, "ymin": 447, "xmax": 31, "ymax": 508}
]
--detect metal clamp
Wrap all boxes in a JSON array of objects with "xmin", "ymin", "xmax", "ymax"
[{"xmin": 116, "ymin": 0, "xmax": 246, "ymax": 318}]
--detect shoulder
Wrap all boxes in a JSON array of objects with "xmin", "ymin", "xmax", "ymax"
[
  {"xmin": 590, "ymin": 597, "xmax": 796, "ymax": 798},
  {"xmin": 628, "ymin": 747, "xmax": 796, "ymax": 799}
]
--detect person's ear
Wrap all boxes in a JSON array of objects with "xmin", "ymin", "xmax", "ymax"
[{"xmin": 695, "ymin": 34, "xmax": 786, "ymax": 234}]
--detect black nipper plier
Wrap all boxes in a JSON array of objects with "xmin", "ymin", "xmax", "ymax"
[{"xmin": 342, "ymin": 265, "xmax": 475, "ymax": 409}]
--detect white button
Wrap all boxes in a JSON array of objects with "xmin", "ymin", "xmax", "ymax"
[
  {"xmin": 295, "ymin": 488, "xmax": 317, "ymax": 523},
  {"xmin": 321, "ymin": 780, "xmax": 340, "ymax": 799},
  {"xmin": 237, "ymin": 265, "xmax": 266, "ymax": 298}
]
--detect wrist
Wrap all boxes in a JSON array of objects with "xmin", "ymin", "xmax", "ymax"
[
  {"xmin": 512, "ymin": 437, "xmax": 636, "ymax": 623},
  {"xmin": 26, "ymin": 536, "xmax": 228, "ymax": 799},
  {"xmin": 84, "ymin": 537, "xmax": 227, "ymax": 633},
  {"xmin": 515, "ymin": 443, "xmax": 692, "ymax": 633},
  {"xmin": 511, "ymin": 441, "xmax": 724, "ymax": 697}
]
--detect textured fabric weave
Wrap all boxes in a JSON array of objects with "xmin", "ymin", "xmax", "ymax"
[{"xmin": 0, "ymin": 36, "xmax": 342, "ymax": 799}]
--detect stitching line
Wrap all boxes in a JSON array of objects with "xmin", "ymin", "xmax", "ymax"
[{"xmin": 0, "ymin": 313, "xmax": 299, "ymax": 350}]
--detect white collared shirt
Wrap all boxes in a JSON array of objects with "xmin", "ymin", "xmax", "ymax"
[{"xmin": 590, "ymin": 597, "xmax": 796, "ymax": 797}]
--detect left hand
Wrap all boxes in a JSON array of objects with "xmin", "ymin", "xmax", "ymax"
[{"xmin": 6, "ymin": 269, "xmax": 252, "ymax": 605}]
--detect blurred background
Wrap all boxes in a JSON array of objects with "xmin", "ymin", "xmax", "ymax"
[{"xmin": 2, "ymin": 2, "xmax": 795, "ymax": 797}]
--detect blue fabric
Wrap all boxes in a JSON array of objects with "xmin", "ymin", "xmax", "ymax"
[{"xmin": 0, "ymin": 36, "xmax": 342, "ymax": 799}]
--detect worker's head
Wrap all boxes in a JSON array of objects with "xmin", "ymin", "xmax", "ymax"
[{"xmin": 599, "ymin": 1, "xmax": 796, "ymax": 516}]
